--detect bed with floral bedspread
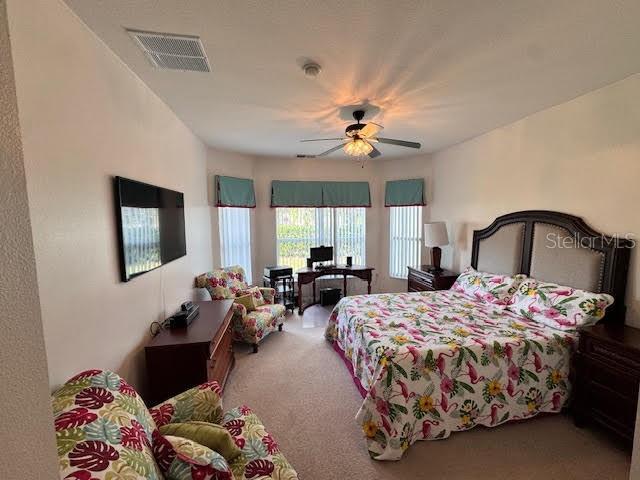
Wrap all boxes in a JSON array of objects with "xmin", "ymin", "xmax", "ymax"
[{"xmin": 325, "ymin": 290, "xmax": 576, "ymax": 461}]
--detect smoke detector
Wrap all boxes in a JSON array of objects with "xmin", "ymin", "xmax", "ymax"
[
  {"xmin": 127, "ymin": 29, "xmax": 211, "ymax": 72},
  {"xmin": 302, "ymin": 62, "xmax": 321, "ymax": 78}
]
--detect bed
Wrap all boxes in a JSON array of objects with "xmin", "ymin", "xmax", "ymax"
[{"xmin": 325, "ymin": 210, "xmax": 631, "ymax": 460}]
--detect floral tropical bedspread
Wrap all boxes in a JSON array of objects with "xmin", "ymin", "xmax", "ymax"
[{"xmin": 325, "ymin": 290, "xmax": 576, "ymax": 461}]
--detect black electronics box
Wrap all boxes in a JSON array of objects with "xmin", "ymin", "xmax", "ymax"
[
  {"xmin": 167, "ymin": 304, "xmax": 199, "ymax": 329},
  {"xmin": 320, "ymin": 288, "xmax": 341, "ymax": 306},
  {"xmin": 263, "ymin": 265, "xmax": 293, "ymax": 279}
]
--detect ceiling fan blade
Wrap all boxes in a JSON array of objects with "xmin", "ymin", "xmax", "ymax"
[
  {"xmin": 376, "ymin": 137, "xmax": 421, "ymax": 149},
  {"xmin": 300, "ymin": 138, "xmax": 346, "ymax": 142},
  {"xmin": 359, "ymin": 122, "xmax": 383, "ymax": 138},
  {"xmin": 368, "ymin": 145, "xmax": 382, "ymax": 159},
  {"xmin": 317, "ymin": 142, "xmax": 349, "ymax": 157}
]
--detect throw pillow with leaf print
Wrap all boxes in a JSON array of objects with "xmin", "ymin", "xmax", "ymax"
[{"xmin": 507, "ymin": 278, "xmax": 614, "ymax": 330}]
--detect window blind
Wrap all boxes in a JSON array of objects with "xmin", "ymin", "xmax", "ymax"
[
  {"xmin": 389, "ymin": 206, "xmax": 422, "ymax": 279},
  {"xmin": 219, "ymin": 207, "xmax": 252, "ymax": 282}
]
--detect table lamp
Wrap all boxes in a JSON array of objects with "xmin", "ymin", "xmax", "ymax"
[{"xmin": 424, "ymin": 222, "xmax": 449, "ymax": 272}]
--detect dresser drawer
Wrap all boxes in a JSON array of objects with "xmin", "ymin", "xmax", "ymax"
[
  {"xmin": 408, "ymin": 277, "xmax": 433, "ymax": 292},
  {"xmin": 409, "ymin": 268, "xmax": 432, "ymax": 283},
  {"xmin": 583, "ymin": 379, "xmax": 637, "ymax": 440},
  {"xmin": 579, "ymin": 353, "xmax": 640, "ymax": 400},
  {"xmin": 580, "ymin": 334, "xmax": 640, "ymax": 373}
]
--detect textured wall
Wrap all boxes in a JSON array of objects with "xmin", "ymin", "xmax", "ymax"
[
  {"xmin": 0, "ymin": 0, "xmax": 59, "ymax": 477},
  {"xmin": 8, "ymin": 0, "xmax": 213, "ymax": 392}
]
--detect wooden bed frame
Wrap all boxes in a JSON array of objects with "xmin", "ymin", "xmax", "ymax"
[{"xmin": 471, "ymin": 210, "xmax": 632, "ymax": 323}]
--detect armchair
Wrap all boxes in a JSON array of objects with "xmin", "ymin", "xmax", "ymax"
[
  {"xmin": 53, "ymin": 369, "xmax": 298, "ymax": 479},
  {"xmin": 196, "ymin": 265, "xmax": 286, "ymax": 352}
]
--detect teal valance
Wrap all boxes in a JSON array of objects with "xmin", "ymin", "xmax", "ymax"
[
  {"xmin": 271, "ymin": 180, "xmax": 371, "ymax": 207},
  {"xmin": 215, "ymin": 175, "xmax": 256, "ymax": 208},
  {"xmin": 385, "ymin": 178, "xmax": 425, "ymax": 207}
]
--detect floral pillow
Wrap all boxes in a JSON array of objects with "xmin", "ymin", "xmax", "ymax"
[
  {"xmin": 451, "ymin": 267, "xmax": 526, "ymax": 308},
  {"xmin": 238, "ymin": 286, "xmax": 265, "ymax": 307},
  {"xmin": 152, "ymin": 433, "xmax": 233, "ymax": 480},
  {"xmin": 507, "ymin": 278, "xmax": 614, "ymax": 330}
]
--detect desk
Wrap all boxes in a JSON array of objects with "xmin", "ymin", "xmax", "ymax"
[{"xmin": 296, "ymin": 266, "xmax": 374, "ymax": 314}]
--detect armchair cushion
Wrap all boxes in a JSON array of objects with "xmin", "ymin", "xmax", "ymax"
[
  {"xmin": 153, "ymin": 433, "xmax": 233, "ymax": 480},
  {"xmin": 149, "ymin": 381, "xmax": 223, "ymax": 428},
  {"xmin": 235, "ymin": 304, "xmax": 286, "ymax": 345},
  {"xmin": 258, "ymin": 287, "xmax": 276, "ymax": 305},
  {"xmin": 234, "ymin": 293, "xmax": 258, "ymax": 312},
  {"xmin": 238, "ymin": 286, "xmax": 265, "ymax": 307},
  {"xmin": 222, "ymin": 406, "xmax": 298, "ymax": 480},
  {"xmin": 159, "ymin": 421, "xmax": 241, "ymax": 462}
]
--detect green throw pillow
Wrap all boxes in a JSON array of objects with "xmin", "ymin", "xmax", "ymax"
[
  {"xmin": 234, "ymin": 293, "xmax": 256, "ymax": 312},
  {"xmin": 158, "ymin": 421, "xmax": 241, "ymax": 461}
]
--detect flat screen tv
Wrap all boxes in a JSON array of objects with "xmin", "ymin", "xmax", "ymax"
[{"xmin": 114, "ymin": 176, "xmax": 186, "ymax": 282}]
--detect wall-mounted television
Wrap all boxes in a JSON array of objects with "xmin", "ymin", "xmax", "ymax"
[{"xmin": 114, "ymin": 176, "xmax": 186, "ymax": 282}]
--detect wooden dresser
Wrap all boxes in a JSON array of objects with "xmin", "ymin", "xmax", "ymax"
[
  {"xmin": 407, "ymin": 266, "xmax": 458, "ymax": 292},
  {"xmin": 145, "ymin": 300, "xmax": 234, "ymax": 405},
  {"xmin": 573, "ymin": 323, "xmax": 640, "ymax": 443}
]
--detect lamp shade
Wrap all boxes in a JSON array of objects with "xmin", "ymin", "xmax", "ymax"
[{"xmin": 424, "ymin": 222, "xmax": 449, "ymax": 247}]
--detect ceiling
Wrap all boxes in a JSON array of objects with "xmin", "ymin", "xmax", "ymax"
[{"xmin": 64, "ymin": 0, "xmax": 640, "ymax": 158}]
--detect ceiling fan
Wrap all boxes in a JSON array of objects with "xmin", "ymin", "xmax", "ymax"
[{"xmin": 298, "ymin": 110, "xmax": 421, "ymax": 159}]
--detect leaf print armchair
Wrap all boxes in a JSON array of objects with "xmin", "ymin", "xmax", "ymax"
[
  {"xmin": 196, "ymin": 265, "xmax": 286, "ymax": 353},
  {"xmin": 53, "ymin": 369, "xmax": 298, "ymax": 480}
]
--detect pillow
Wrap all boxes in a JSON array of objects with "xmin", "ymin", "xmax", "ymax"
[
  {"xmin": 152, "ymin": 432, "xmax": 233, "ymax": 480},
  {"xmin": 234, "ymin": 293, "xmax": 257, "ymax": 312},
  {"xmin": 239, "ymin": 286, "xmax": 265, "ymax": 307},
  {"xmin": 451, "ymin": 267, "xmax": 526, "ymax": 308},
  {"xmin": 507, "ymin": 278, "xmax": 614, "ymax": 330},
  {"xmin": 159, "ymin": 421, "xmax": 241, "ymax": 462}
]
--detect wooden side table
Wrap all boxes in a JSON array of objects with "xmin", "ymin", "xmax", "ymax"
[
  {"xmin": 407, "ymin": 266, "xmax": 458, "ymax": 292},
  {"xmin": 573, "ymin": 323, "xmax": 640, "ymax": 444}
]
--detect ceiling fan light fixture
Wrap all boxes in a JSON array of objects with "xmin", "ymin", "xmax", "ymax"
[{"xmin": 344, "ymin": 138, "xmax": 373, "ymax": 157}]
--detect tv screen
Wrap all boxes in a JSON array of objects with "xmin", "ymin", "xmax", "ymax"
[{"xmin": 114, "ymin": 176, "xmax": 186, "ymax": 282}]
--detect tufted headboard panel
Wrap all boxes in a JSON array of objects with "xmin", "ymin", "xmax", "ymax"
[{"xmin": 471, "ymin": 210, "xmax": 632, "ymax": 323}]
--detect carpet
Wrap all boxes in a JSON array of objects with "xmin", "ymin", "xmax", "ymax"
[{"xmin": 222, "ymin": 306, "xmax": 631, "ymax": 479}]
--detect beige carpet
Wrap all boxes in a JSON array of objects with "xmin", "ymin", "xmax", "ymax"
[{"xmin": 223, "ymin": 306, "xmax": 631, "ymax": 479}]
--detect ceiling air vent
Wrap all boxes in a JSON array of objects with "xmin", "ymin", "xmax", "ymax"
[{"xmin": 127, "ymin": 29, "xmax": 211, "ymax": 72}]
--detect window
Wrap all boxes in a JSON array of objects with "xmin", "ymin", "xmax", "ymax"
[
  {"xmin": 276, "ymin": 208, "xmax": 366, "ymax": 270},
  {"xmin": 218, "ymin": 207, "xmax": 252, "ymax": 283},
  {"xmin": 389, "ymin": 206, "xmax": 422, "ymax": 279}
]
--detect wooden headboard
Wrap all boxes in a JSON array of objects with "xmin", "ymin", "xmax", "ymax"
[{"xmin": 471, "ymin": 210, "xmax": 632, "ymax": 323}]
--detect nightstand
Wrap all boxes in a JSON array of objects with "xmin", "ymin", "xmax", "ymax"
[
  {"xmin": 407, "ymin": 266, "xmax": 458, "ymax": 292},
  {"xmin": 573, "ymin": 323, "xmax": 640, "ymax": 443}
]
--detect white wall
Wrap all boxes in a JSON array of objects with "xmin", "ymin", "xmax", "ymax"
[
  {"xmin": 430, "ymin": 74, "xmax": 640, "ymax": 327},
  {"xmin": 8, "ymin": 0, "xmax": 213, "ymax": 391},
  {"xmin": 0, "ymin": 0, "xmax": 59, "ymax": 476}
]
